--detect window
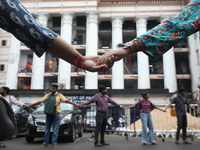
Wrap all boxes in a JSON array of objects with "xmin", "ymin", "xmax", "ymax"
[
  {"xmin": 124, "ymin": 79, "xmax": 137, "ymax": 89},
  {"xmin": 150, "ymin": 79, "xmax": 164, "ymax": 89},
  {"xmin": 71, "ymin": 77, "xmax": 84, "ymax": 89},
  {"xmin": 98, "ymin": 80, "xmax": 111, "ymax": 89},
  {"xmin": 0, "ymin": 64, "xmax": 5, "ymax": 71},
  {"xmin": 1, "ymin": 40, "xmax": 7, "ymax": 46}
]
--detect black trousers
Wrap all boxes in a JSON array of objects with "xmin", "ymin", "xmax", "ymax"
[
  {"xmin": 94, "ymin": 111, "xmax": 107, "ymax": 144},
  {"xmin": 176, "ymin": 115, "xmax": 187, "ymax": 141}
]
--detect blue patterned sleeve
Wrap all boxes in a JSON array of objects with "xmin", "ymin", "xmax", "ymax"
[
  {"xmin": 0, "ymin": 0, "xmax": 58, "ymax": 57},
  {"xmin": 139, "ymin": 0, "xmax": 200, "ymax": 59}
]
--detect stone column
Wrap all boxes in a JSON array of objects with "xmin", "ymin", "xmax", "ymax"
[
  {"xmin": 5, "ymin": 35, "xmax": 20, "ymax": 89},
  {"xmin": 31, "ymin": 13, "xmax": 48, "ymax": 89},
  {"xmin": 58, "ymin": 12, "xmax": 74, "ymax": 89},
  {"xmin": 136, "ymin": 16, "xmax": 150, "ymax": 89},
  {"xmin": 85, "ymin": 11, "xmax": 99, "ymax": 89},
  {"xmin": 111, "ymin": 17, "xmax": 124, "ymax": 89},
  {"xmin": 188, "ymin": 33, "xmax": 200, "ymax": 93},
  {"xmin": 161, "ymin": 16, "xmax": 177, "ymax": 93}
]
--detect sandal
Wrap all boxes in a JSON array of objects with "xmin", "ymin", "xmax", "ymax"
[
  {"xmin": 152, "ymin": 143, "xmax": 158, "ymax": 145},
  {"xmin": 0, "ymin": 142, "xmax": 6, "ymax": 148},
  {"xmin": 175, "ymin": 141, "xmax": 180, "ymax": 145},
  {"xmin": 40, "ymin": 144, "xmax": 49, "ymax": 147},
  {"xmin": 183, "ymin": 141, "xmax": 192, "ymax": 144},
  {"xmin": 143, "ymin": 143, "xmax": 151, "ymax": 145},
  {"xmin": 52, "ymin": 144, "xmax": 58, "ymax": 148}
]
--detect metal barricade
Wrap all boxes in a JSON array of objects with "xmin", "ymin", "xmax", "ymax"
[{"xmin": 83, "ymin": 104, "xmax": 200, "ymax": 140}]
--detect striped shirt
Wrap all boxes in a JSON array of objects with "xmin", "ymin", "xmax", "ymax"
[{"xmin": 135, "ymin": 99, "xmax": 156, "ymax": 113}]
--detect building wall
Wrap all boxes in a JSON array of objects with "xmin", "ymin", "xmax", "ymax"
[{"xmin": 0, "ymin": 0, "xmax": 199, "ymax": 104}]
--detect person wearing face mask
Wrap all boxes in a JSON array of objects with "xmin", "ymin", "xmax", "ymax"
[
  {"xmin": 165, "ymin": 88, "xmax": 199, "ymax": 145},
  {"xmin": 0, "ymin": 86, "xmax": 28, "ymax": 148},
  {"xmin": 77, "ymin": 85, "xmax": 124, "ymax": 147}
]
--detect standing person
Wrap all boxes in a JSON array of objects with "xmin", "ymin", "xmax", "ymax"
[
  {"xmin": 0, "ymin": 86, "xmax": 28, "ymax": 148},
  {"xmin": 0, "ymin": 0, "xmax": 113, "ymax": 73},
  {"xmin": 77, "ymin": 85, "xmax": 124, "ymax": 147},
  {"xmin": 97, "ymin": 0, "xmax": 200, "ymax": 67},
  {"xmin": 124, "ymin": 92, "xmax": 165, "ymax": 145},
  {"xmin": 165, "ymin": 88, "xmax": 199, "ymax": 144},
  {"xmin": 0, "ymin": 86, "xmax": 28, "ymax": 107},
  {"xmin": 27, "ymin": 84, "xmax": 77, "ymax": 148}
]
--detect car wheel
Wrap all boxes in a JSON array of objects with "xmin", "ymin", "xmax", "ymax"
[
  {"xmin": 78, "ymin": 126, "xmax": 83, "ymax": 137},
  {"xmin": 11, "ymin": 127, "xmax": 18, "ymax": 139},
  {"xmin": 69, "ymin": 124, "xmax": 76, "ymax": 142},
  {"xmin": 25, "ymin": 136, "xmax": 34, "ymax": 143}
]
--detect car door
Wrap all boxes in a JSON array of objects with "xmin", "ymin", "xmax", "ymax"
[{"xmin": 17, "ymin": 107, "xmax": 32, "ymax": 132}]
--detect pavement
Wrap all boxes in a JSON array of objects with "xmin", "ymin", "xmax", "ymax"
[{"xmin": 4, "ymin": 132, "xmax": 200, "ymax": 150}]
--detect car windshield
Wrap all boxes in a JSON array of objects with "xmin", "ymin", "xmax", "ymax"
[
  {"xmin": 12, "ymin": 105, "xmax": 21, "ymax": 113},
  {"xmin": 34, "ymin": 103, "xmax": 73, "ymax": 113},
  {"xmin": 86, "ymin": 110, "xmax": 96, "ymax": 117}
]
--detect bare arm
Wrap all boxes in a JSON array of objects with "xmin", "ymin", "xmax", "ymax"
[
  {"xmin": 155, "ymin": 106, "xmax": 166, "ymax": 112},
  {"xmin": 165, "ymin": 102, "xmax": 172, "ymax": 110},
  {"xmin": 125, "ymin": 104, "xmax": 136, "ymax": 109},
  {"xmin": 28, "ymin": 101, "xmax": 42, "ymax": 108},
  {"xmin": 77, "ymin": 101, "xmax": 90, "ymax": 107},
  {"xmin": 65, "ymin": 99, "xmax": 77, "ymax": 106},
  {"xmin": 188, "ymin": 105, "xmax": 198, "ymax": 112},
  {"xmin": 47, "ymin": 36, "xmax": 112, "ymax": 72},
  {"xmin": 97, "ymin": 39, "xmax": 147, "ymax": 67}
]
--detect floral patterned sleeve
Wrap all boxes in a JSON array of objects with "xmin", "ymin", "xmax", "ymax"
[
  {"xmin": 139, "ymin": 0, "xmax": 200, "ymax": 60},
  {"xmin": 0, "ymin": 0, "xmax": 58, "ymax": 57}
]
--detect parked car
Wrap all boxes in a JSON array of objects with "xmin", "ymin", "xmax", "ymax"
[
  {"xmin": 25, "ymin": 103, "xmax": 83, "ymax": 143},
  {"xmin": 11, "ymin": 105, "xmax": 34, "ymax": 138}
]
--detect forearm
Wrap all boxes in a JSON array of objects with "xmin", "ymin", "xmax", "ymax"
[
  {"xmin": 65, "ymin": 99, "xmax": 76, "ymax": 106},
  {"xmin": 165, "ymin": 103, "xmax": 172, "ymax": 109},
  {"xmin": 47, "ymin": 36, "xmax": 81, "ymax": 65},
  {"xmin": 109, "ymin": 39, "xmax": 147, "ymax": 61},
  {"xmin": 81, "ymin": 101, "xmax": 90, "ymax": 106},
  {"xmin": 189, "ymin": 105, "xmax": 198, "ymax": 112},
  {"xmin": 126, "ymin": 104, "xmax": 135, "ymax": 109},
  {"xmin": 155, "ymin": 106, "xmax": 164, "ymax": 111},
  {"xmin": 29, "ymin": 101, "xmax": 42, "ymax": 107}
]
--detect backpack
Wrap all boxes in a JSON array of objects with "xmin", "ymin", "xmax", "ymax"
[
  {"xmin": 0, "ymin": 97, "xmax": 17, "ymax": 140},
  {"xmin": 44, "ymin": 93, "xmax": 59, "ymax": 115}
]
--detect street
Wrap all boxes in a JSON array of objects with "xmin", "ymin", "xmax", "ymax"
[{"xmin": 4, "ymin": 133, "xmax": 200, "ymax": 150}]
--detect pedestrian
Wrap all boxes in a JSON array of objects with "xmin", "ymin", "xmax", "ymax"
[
  {"xmin": 0, "ymin": 86, "xmax": 28, "ymax": 148},
  {"xmin": 77, "ymin": 85, "xmax": 124, "ymax": 147},
  {"xmin": 97, "ymin": 0, "xmax": 200, "ymax": 67},
  {"xmin": 0, "ymin": 0, "xmax": 113, "ymax": 73},
  {"xmin": 164, "ymin": 88, "xmax": 199, "ymax": 144},
  {"xmin": 27, "ymin": 84, "xmax": 77, "ymax": 148},
  {"xmin": 124, "ymin": 92, "xmax": 165, "ymax": 145}
]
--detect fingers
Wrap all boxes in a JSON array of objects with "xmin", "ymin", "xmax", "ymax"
[{"xmin": 91, "ymin": 64, "xmax": 111, "ymax": 72}]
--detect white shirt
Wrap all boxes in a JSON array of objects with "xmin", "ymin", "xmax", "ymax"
[{"xmin": 0, "ymin": 95, "xmax": 24, "ymax": 107}]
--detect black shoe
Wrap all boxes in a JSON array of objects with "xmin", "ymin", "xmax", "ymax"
[
  {"xmin": 94, "ymin": 143, "xmax": 103, "ymax": 147},
  {"xmin": 100, "ymin": 142, "xmax": 110, "ymax": 146}
]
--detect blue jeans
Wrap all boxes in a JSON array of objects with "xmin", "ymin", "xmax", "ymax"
[
  {"xmin": 140, "ymin": 113, "xmax": 156, "ymax": 143},
  {"xmin": 43, "ymin": 113, "xmax": 60, "ymax": 145}
]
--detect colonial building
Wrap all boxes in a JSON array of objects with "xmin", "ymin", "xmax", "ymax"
[{"xmin": 0, "ymin": 0, "xmax": 199, "ymax": 104}]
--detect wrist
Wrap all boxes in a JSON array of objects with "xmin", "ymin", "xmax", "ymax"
[{"xmin": 72, "ymin": 53, "xmax": 85, "ymax": 73}]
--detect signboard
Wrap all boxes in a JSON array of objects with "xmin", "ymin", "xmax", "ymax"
[
  {"xmin": 66, "ymin": 96, "xmax": 93, "ymax": 103},
  {"xmin": 170, "ymin": 108, "xmax": 176, "ymax": 117}
]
